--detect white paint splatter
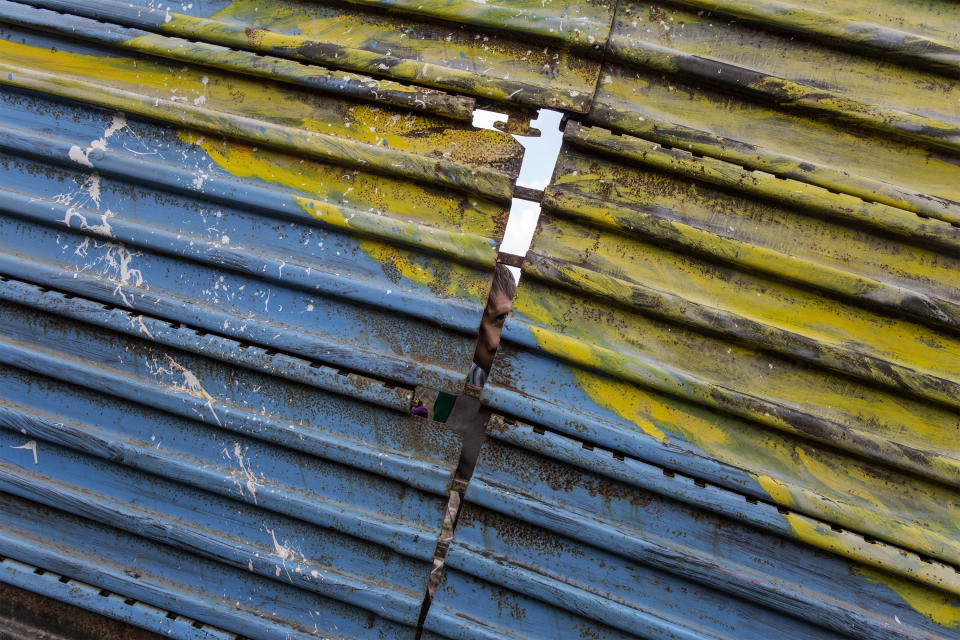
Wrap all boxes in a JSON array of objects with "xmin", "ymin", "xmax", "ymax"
[
  {"xmin": 267, "ymin": 526, "xmax": 294, "ymax": 561},
  {"xmin": 98, "ymin": 241, "xmax": 143, "ymax": 307},
  {"xmin": 158, "ymin": 354, "xmax": 222, "ymax": 426},
  {"xmin": 83, "ymin": 173, "xmax": 102, "ymax": 206},
  {"xmin": 232, "ymin": 441, "xmax": 259, "ymax": 503},
  {"xmin": 67, "ymin": 113, "xmax": 127, "ymax": 169},
  {"xmin": 11, "ymin": 440, "xmax": 37, "ymax": 464},
  {"xmin": 68, "ymin": 145, "xmax": 94, "ymax": 168},
  {"xmin": 130, "ymin": 314, "xmax": 155, "ymax": 339},
  {"xmin": 104, "ymin": 113, "xmax": 127, "ymax": 138}
]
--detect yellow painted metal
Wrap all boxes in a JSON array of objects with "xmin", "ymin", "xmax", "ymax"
[
  {"xmin": 492, "ymin": 1, "xmax": 960, "ymax": 627},
  {"xmin": 605, "ymin": 1, "xmax": 960, "ymax": 152},
  {"xmin": 45, "ymin": 0, "xmax": 611, "ymax": 113},
  {"xmin": 669, "ymin": 0, "xmax": 960, "ymax": 74},
  {"xmin": 336, "ymin": 0, "xmax": 616, "ymax": 51},
  {"xmin": 0, "ymin": 36, "xmax": 520, "ymax": 201},
  {"xmin": 512, "ymin": 121, "xmax": 960, "ymax": 619},
  {"xmin": 590, "ymin": 0, "xmax": 960, "ymax": 226},
  {"xmin": 591, "ymin": 63, "xmax": 960, "ymax": 226}
]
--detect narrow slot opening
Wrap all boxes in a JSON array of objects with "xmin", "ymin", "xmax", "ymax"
[
  {"xmin": 414, "ymin": 111, "xmax": 568, "ymax": 640},
  {"xmin": 411, "ymin": 109, "xmax": 565, "ymax": 483}
]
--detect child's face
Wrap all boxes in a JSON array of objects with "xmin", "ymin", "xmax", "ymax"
[{"xmin": 473, "ymin": 289, "xmax": 512, "ymax": 374}]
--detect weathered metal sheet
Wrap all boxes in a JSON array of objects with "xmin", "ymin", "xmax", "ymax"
[
  {"xmin": 458, "ymin": 1, "xmax": 960, "ymax": 635},
  {"xmin": 0, "ymin": 6, "xmax": 518, "ymax": 635},
  {"xmin": 0, "ymin": 0, "xmax": 476, "ymax": 120},
  {"xmin": 0, "ymin": 37, "xmax": 518, "ymax": 391},
  {"xmin": 600, "ymin": 1, "xmax": 960, "ymax": 153},
  {"xmin": 427, "ymin": 419, "xmax": 960, "ymax": 639},
  {"xmin": 0, "ymin": 279, "xmax": 461, "ymax": 637},
  {"xmin": 14, "ymin": 0, "xmax": 613, "ymax": 113},
  {"xmin": 589, "ymin": 0, "xmax": 960, "ymax": 226},
  {"xmin": 0, "ymin": 20, "xmax": 519, "ymax": 200},
  {"xmin": 1, "ymin": 556, "xmax": 234, "ymax": 640},
  {"xmin": 4, "ymin": 0, "xmax": 959, "ymax": 636},
  {"xmin": 0, "ymin": 491, "xmax": 419, "ymax": 639},
  {"xmin": 479, "ymin": 121, "xmax": 960, "ymax": 608},
  {"xmin": 660, "ymin": 0, "xmax": 960, "ymax": 75}
]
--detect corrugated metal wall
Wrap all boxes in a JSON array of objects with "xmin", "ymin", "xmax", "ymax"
[
  {"xmin": 461, "ymin": 1, "xmax": 960, "ymax": 639},
  {"xmin": 1, "ymin": 0, "xmax": 958, "ymax": 638},
  {"xmin": 0, "ymin": 1, "xmax": 520, "ymax": 636}
]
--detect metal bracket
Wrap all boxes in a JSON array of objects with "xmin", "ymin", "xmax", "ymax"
[
  {"xmin": 513, "ymin": 185, "xmax": 543, "ymax": 202},
  {"xmin": 497, "ymin": 252, "xmax": 525, "ymax": 268}
]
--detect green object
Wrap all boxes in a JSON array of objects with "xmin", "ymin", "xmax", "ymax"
[{"xmin": 432, "ymin": 391, "xmax": 457, "ymax": 424}]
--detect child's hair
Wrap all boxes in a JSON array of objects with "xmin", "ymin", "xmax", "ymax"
[{"xmin": 491, "ymin": 262, "xmax": 517, "ymax": 301}]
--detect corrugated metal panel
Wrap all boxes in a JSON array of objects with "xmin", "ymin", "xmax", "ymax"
[
  {"xmin": 0, "ymin": 18, "xmax": 520, "ymax": 392},
  {"xmin": 426, "ymin": 419, "xmax": 957, "ymax": 639},
  {"xmin": 12, "ymin": 0, "xmax": 614, "ymax": 115},
  {"xmin": 4, "ymin": 0, "xmax": 960, "ymax": 636},
  {"xmin": 438, "ymin": 0, "xmax": 960, "ymax": 637},
  {"xmin": 0, "ymin": 4, "xmax": 520, "ymax": 637},
  {"xmin": 1, "ymin": 558, "xmax": 235, "ymax": 640},
  {"xmin": 0, "ymin": 276, "xmax": 462, "ymax": 638},
  {"xmin": 589, "ymin": 0, "xmax": 960, "ymax": 225}
]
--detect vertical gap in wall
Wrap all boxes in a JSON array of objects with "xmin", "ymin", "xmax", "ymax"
[
  {"xmin": 413, "ymin": 108, "xmax": 566, "ymax": 640},
  {"xmin": 482, "ymin": 108, "xmax": 565, "ymax": 283}
]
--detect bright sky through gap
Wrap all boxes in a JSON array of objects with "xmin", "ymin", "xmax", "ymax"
[{"xmin": 472, "ymin": 108, "xmax": 565, "ymax": 280}]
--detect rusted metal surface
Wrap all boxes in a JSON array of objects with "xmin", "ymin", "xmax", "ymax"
[
  {"xmin": 463, "ymin": 0, "xmax": 960, "ymax": 636},
  {"xmin": 0, "ymin": 38, "xmax": 518, "ymax": 392},
  {"xmin": 427, "ymin": 420, "xmax": 960, "ymax": 639},
  {"xmin": 0, "ymin": 574, "xmax": 175, "ymax": 640},
  {"xmin": 14, "ymin": 0, "xmax": 612, "ymax": 113},
  {"xmin": 0, "ymin": 282, "xmax": 462, "ymax": 637}
]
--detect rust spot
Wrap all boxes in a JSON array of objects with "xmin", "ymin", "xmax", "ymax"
[{"xmin": 0, "ymin": 581, "xmax": 167, "ymax": 639}]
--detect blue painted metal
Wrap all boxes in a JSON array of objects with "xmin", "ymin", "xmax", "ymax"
[
  {"xmin": 0, "ymin": 81, "xmax": 507, "ymax": 392},
  {"xmin": 0, "ymin": 4, "xmax": 520, "ymax": 633},
  {"xmin": 0, "ymin": 491, "xmax": 418, "ymax": 639},
  {"xmin": 0, "ymin": 556, "xmax": 235, "ymax": 640},
  {"xmin": 0, "ymin": 282, "xmax": 461, "ymax": 636},
  {"xmin": 426, "ymin": 419, "xmax": 960, "ymax": 640}
]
